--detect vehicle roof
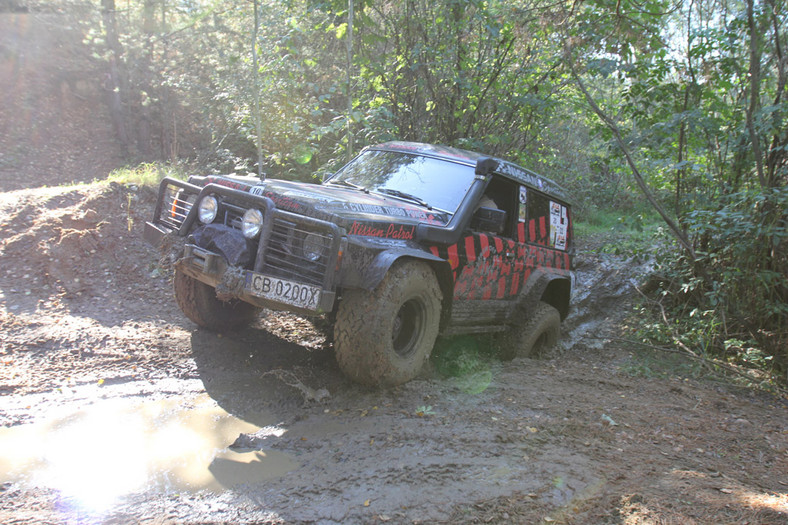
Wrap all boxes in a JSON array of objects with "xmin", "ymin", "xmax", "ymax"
[{"xmin": 370, "ymin": 141, "xmax": 571, "ymax": 203}]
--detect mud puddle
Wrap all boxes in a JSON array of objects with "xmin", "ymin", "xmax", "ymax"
[{"xmin": 0, "ymin": 393, "xmax": 296, "ymax": 512}]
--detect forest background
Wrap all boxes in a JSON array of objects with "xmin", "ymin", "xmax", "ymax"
[{"xmin": 2, "ymin": 0, "xmax": 786, "ymax": 382}]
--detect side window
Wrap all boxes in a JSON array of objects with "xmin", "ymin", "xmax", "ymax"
[
  {"xmin": 527, "ymin": 191, "xmax": 551, "ymax": 245},
  {"xmin": 477, "ymin": 175, "xmax": 518, "ymax": 238}
]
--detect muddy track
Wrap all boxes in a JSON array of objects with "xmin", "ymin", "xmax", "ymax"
[{"xmin": 0, "ymin": 183, "xmax": 786, "ymax": 524}]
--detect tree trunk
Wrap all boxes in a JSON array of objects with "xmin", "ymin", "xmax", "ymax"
[
  {"xmin": 745, "ymin": 0, "xmax": 766, "ymax": 188},
  {"xmin": 100, "ymin": 0, "xmax": 130, "ymax": 157},
  {"xmin": 252, "ymin": 0, "xmax": 264, "ymax": 176}
]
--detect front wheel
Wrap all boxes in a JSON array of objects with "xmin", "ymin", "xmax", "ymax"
[
  {"xmin": 334, "ymin": 260, "xmax": 442, "ymax": 387},
  {"xmin": 499, "ymin": 301, "xmax": 561, "ymax": 360},
  {"xmin": 173, "ymin": 269, "xmax": 260, "ymax": 331}
]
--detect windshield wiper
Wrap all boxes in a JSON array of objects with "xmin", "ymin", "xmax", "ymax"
[
  {"xmin": 327, "ymin": 179, "xmax": 367, "ymax": 192},
  {"xmin": 375, "ymin": 188, "xmax": 433, "ymax": 210}
]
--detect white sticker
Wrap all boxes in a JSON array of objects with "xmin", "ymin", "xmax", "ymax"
[{"xmin": 550, "ymin": 201, "xmax": 567, "ymax": 251}]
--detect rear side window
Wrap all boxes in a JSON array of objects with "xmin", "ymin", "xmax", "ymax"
[{"xmin": 518, "ymin": 186, "xmax": 570, "ymax": 250}]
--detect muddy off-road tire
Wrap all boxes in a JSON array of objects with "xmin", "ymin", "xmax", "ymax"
[
  {"xmin": 499, "ymin": 301, "xmax": 561, "ymax": 360},
  {"xmin": 173, "ymin": 270, "xmax": 259, "ymax": 331},
  {"xmin": 334, "ymin": 260, "xmax": 442, "ymax": 387}
]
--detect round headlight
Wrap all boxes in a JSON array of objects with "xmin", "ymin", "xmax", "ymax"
[
  {"xmin": 302, "ymin": 233, "xmax": 323, "ymax": 262},
  {"xmin": 241, "ymin": 208, "xmax": 264, "ymax": 239},
  {"xmin": 197, "ymin": 196, "xmax": 218, "ymax": 224}
]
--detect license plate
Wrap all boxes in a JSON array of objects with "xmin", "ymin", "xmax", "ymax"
[{"xmin": 244, "ymin": 272, "xmax": 321, "ymax": 310}]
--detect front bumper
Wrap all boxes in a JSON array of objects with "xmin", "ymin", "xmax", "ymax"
[
  {"xmin": 144, "ymin": 177, "xmax": 342, "ymax": 315},
  {"xmin": 175, "ymin": 243, "xmax": 336, "ymax": 315}
]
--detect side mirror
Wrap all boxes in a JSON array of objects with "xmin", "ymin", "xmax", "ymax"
[{"xmin": 470, "ymin": 206, "xmax": 506, "ymax": 234}]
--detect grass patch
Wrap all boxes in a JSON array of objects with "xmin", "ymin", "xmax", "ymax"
[
  {"xmin": 575, "ymin": 207, "xmax": 662, "ymax": 238},
  {"xmin": 575, "ymin": 207, "xmax": 666, "ymax": 258},
  {"xmin": 431, "ymin": 335, "xmax": 498, "ymax": 394},
  {"xmin": 106, "ymin": 162, "xmax": 186, "ymax": 187}
]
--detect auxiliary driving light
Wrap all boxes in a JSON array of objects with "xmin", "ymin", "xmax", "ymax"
[
  {"xmin": 197, "ymin": 196, "xmax": 218, "ymax": 224},
  {"xmin": 242, "ymin": 208, "xmax": 264, "ymax": 239}
]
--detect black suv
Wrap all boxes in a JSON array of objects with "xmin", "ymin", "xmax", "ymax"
[{"xmin": 145, "ymin": 142, "xmax": 573, "ymax": 386}]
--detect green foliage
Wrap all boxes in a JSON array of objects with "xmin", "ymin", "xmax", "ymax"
[
  {"xmin": 561, "ymin": 0, "xmax": 786, "ymax": 384},
  {"xmin": 76, "ymin": 0, "xmax": 602, "ymax": 189},
  {"xmin": 628, "ymin": 305, "xmax": 784, "ymax": 391},
  {"xmin": 647, "ymin": 188, "xmax": 788, "ymax": 372},
  {"xmin": 575, "ymin": 208, "xmax": 660, "ymax": 236}
]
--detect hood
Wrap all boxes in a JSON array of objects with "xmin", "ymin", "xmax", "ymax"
[{"xmin": 202, "ymin": 176, "xmax": 451, "ymax": 239}]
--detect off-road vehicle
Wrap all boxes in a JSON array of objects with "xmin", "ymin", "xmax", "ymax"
[{"xmin": 145, "ymin": 142, "xmax": 573, "ymax": 386}]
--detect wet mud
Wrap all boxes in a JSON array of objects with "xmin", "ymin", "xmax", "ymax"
[{"xmin": 0, "ymin": 183, "xmax": 786, "ymax": 524}]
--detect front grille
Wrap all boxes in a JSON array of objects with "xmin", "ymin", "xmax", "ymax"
[
  {"xmin": 262, "ymin": 217, "xmax": 334, "ymax": 286},
  {"xmin": 220, "ymin": 203, "xmax": 245, "ymax": 231}
]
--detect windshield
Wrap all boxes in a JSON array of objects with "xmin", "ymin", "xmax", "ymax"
[{"xmin": 326, "ymin": 150, "xmax": 476, "ymax": 214}]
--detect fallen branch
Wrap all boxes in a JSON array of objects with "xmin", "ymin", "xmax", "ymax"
[
  {"xmin": 591, "ymin": 335, "xmax": 788, "ymax": 397},
  {"xmin": 262, "ymin": 369, "xmax": 331, "ymax": 404}
]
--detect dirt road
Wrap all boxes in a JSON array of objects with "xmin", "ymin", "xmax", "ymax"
[{"xmin": 1, "ymin": 182, "xmax": 786, "ymax": 524}]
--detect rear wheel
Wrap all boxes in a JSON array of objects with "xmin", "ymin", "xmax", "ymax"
[
  {"xmin": 334, "ymin": 260, "xmax": 442, "ymax": 387},
  {"xmin": 173, "ymin": 269, "xmax": 259, "ymax": 331},
  {"xmin": 499, "ymin": 301, "xmax": 561, "ymax": 360}
]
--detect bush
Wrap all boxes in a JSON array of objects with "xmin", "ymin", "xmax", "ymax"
[{"xmin": 649, "ymin": 187, "xmax": 788, "ymax": 374}]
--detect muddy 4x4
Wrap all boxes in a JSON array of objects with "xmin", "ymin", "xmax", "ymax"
[{"xmin": 145, "ymin": 142, "xmax": 573, "ymax": 386}]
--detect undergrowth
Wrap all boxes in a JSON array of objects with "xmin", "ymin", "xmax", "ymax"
[
  {"xmin": 622, "ymin": 305, "xmax": 785, "ymax": 393},
  {"xmin": 604, "ymin": 189, "xmax": 788, "ymax": 390},
  {"xmin": 579, "ymin": 198, "xmax": 787, "ymax": 390}
]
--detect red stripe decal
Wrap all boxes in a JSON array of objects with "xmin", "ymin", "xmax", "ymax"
[
  {"xmin": 465, "ymin": 235, "xmax": 476, "ymax": 263},
  {"xmin": 447, "ymin": 244, "xmax": 459, "ymax": 270},
  {"xmin": 497, "ymin": 277, "xmax": 507, "ymax": 299},
  {"xmin": 539, "ymin": 216, "xmax": 547, "ymax": 243},
  {"xmin": 479, "ymin": 234, "xmax": 489, "ymax": 256},
  {"xmin": 429, "ymin": 246, "xmax": 439, "ymax": 257},
  {"xmin": 517, "ymin": 221, "xmax": 526, "ymax": 243}
]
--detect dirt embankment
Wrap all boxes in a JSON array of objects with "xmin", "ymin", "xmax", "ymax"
[{"xmin": 0, "ymin": 181, "xmax": 785, "ymax": 524}]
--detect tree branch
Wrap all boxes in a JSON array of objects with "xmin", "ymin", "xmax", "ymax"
[{"xmin": 566, "ymin": 57, "xmax": 698, "ymax": 261}]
